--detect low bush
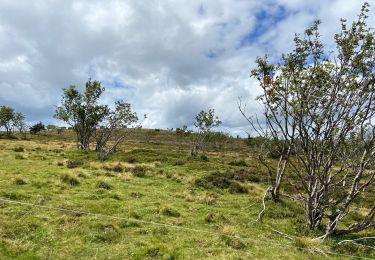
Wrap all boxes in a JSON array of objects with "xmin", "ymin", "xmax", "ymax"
[
  {"xmin": 91, "ymin": 224, "xmax": 120, "ymax": 243},
  {"xmin": 228, "ymin": 159, "xmax": 247, "ymax": 167},
  {"xmin": 195, "ymin": 169, "xmax": 259, "ymax": 192},
  {"xmin": 228, "ymin": 182, "xmax": 248, "ymax": 194},
  {"xmin": 200, "ymin": 154, "xmax": 209, "ymax": 162},
  {"xmin": 66, "ymin": 159, "xmax": 84, "ymax": 169},
  {"xmin": 222, "ymin": 236, "xmax": 246, "ymax": 250},
  {"xmin": 14, "ymin": 177, "xmax": 27, "ymax": 185},
  {"xmin": 15, "ymin": 154, "xmax": 25, "ymax": 160},
  {"xmin": 14, "ymin": 147, "xmax": 25, "ymax": 152},
  {"xmin": 96, "ymin": 180, "xmax": 112, "ymax": 190},
  {"xmin": 57, "ymin": 161, "xmax": 64, "ymax": 166},
  {"xmin": 174, "ymin": 160, "xmax": 185, "ymax": 166},
  {"xmin": 130, "ymin": 191, "xmax": 143, "ymax": 198},
  {"xmin": 131, "ymin": 166, "xmax": 147, "ymax": 177},
  {"xmin": 159, "ymin": 207, "xmax": 180, "ymax": 217},
  {"xmin": 103, "ymin": 163, "xmax": 123, "ymax": 173},
  {"xmin": 61, "ymin": 173, "xmax": 80, "ymax": 186},
  {"xmin": 125, "ymin": 157, "xmax": 137, "ymax": 164},
  {"xmin": 205, "ymin": 213, "xmax": 214, "ymax": 223}
]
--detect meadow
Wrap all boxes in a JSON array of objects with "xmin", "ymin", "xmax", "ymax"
[{"xmin": 0, "ymin": 129, "xmax": 374, "ymax": 259}]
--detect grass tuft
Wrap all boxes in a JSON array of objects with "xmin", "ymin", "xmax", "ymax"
[
  {"xmin": 174, "ymin": 159, "xmax": 185, "ymax": 166},
  {"xmin": 131, "ymin": 165, "xmax": 147, "ymax": 177},
  {"xmin": 15, "ymin": 154, "xmax": 25, "ymax": 160},
  {"xmin": 60, "ymin": 173, "xmax": 80, "ymax": 186},
  {"xmin": 103, "ymin": 163, "xmax": 123, "ymax": 173},
  {"xmin": 14, "ymin": 177, "xmax": 27, "ymax": 185},
  {"xmin": 96, "ymin": 180, "xmax": 112, "ymax": 190},
  {"xmin": 14, "ymin": 147, "xmax": 25, "ymax": 152},
  {"xmin": 228, "ymin": 182, "xmax": 248, "ymax": 194},
  {"xmin": 66, "ymin": 159, "xmax": 84, "ymax": 169},
  {"xmin": 222, "ymin": 236, "xmax": 246, "ymax": 250},
  {"xmin": 159, "ymin": 207, "xmax": 181, "ymax": 217}
]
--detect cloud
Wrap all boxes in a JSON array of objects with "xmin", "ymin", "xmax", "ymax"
[{"xmin": 0, "ymin": 0, "xmax": 372, "ymax": 134}]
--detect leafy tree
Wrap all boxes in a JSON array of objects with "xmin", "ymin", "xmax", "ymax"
[
  {"xmin": 0, "ymin": 106, "xmax": 15, "ymax": 137},
  {"xmin": 0, "ymin": 106, "xmax": 25, "ymax": 138},
  {"xmin": 13, "ymin": 112, "xmax": 26, "ymax": 132},
  {"xmin": 191, "ymin": 109, "xmax": 222, "ymax": 156},
  {"xmin": 54, "ymin": 79, "xmax": 109, "ymax": 151},
  {"xmin": 95, "ymin": 101, "xmax": 139, "ymax": 161},
  {"xmin": 13, "ymin": 112, "xmax": 27, "ymax": 138},
  {"xmin": 30, "ymin": 122, "xmax": 45, "ymax": 134},
  {"xmin": 241, "ymin": 3, "xmax": 375, "ymax": 238}
]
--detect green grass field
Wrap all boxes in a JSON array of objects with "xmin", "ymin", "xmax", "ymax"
[{"xmin": 0, "ymin": 130, "xmax": 374, "ymax": 259}]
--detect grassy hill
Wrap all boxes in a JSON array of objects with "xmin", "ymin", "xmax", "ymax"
[{"xmin": 0, "ymin": 130, "xmax": 373, "ymax": 259}]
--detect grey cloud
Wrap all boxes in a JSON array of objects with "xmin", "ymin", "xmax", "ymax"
[{"xmin": 0, "ymin": 0, "xmax": 372, "ymax": 135}]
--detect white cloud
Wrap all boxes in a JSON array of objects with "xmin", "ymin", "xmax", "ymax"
[{"xmin": 0, "ymin": 0, "xmax": 372, "ymax": 135}]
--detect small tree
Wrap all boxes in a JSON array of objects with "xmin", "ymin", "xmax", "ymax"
[
  {"xmin": 30, "ymin": 122, "xmax": 46, "ymax": 135},
  {"xmin": 13, "ymin": 112, "xmax": 26, "ymax": 132},
  {"xmin": 242, "ymin": 3, "xmax": 375, "ymax": 238},
  {"xmin": 13, "ymin": 112, "xmax": 27, "ymax": 138},
  {"xmin": 0, "ymin": 106, "xmax": 15, "ymax": 137},
  {"xmin": 54, "ymin": 79, "xmax": 109, "ymax": 151},
  {"xmin": 191, "ymin": 109, "xmax": 222, "ymax": 156},
  {"xmin": 95, "ymin": 101, "xmax": 139, "ymax": 161},
  {"xmin": 0, "ymin": 106, "xmax": 25, "ymax": 138}
]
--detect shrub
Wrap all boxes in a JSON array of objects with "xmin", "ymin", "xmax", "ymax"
[
  {"xmin": 125, "ymin": 157, "xmax": 137, "ymax": 164},
  {"xmin": 267, "ymin": 149, "xmax": 282, "ymax": 159},
  {"xmin": 200, "ymin": 154, "xmax": 209, "ymax": 162},
  {"xmin": 96, "ymin": 180, "xmax": 111, "ymax": 190},
  {"xmin": 222, "ymin": 236, "xmax": 246, "ymax": 250},
  {"xmin": 145, "ymin": 247, "xmax": 163, "ymax": 258},
  {"xmin": 109, "ymin": 193, "xmax": 121, "ymax": 200},
  {"xmin": 229, "ymin": 182, "xmax": 248, "ymax": 194},
  {"xmin": 174, "ymin": 160, "xmax": 185, "ymax": 166},
  {"xmin": 103, "ymin": 163, "xmax": 123, "ymax": 173},
  {"xmin": 159, "ymin": 207, "xmax": 180, "ymax": 217},
  {"xmin": 195, "ymin": 169, "xmax": 260, "ymax": 191},
  {"xmin": 248, "ymin": 175, "xmax": 260, "ymax": 183},
  {"xmin": 15, "ymin": 154, "xmax": 25, "ymax": 160},
  {"xmin": 14, "ymin": 147, "xmax": 24, "ymax": 152},
  {"xmin": 111, "ymin": 164, "xmax": 123, "ymax": 173},
  {"xmin": 131, "ymin": 166, "xmax": 147, "ymax": 177},
  {"xmin": 228, "ymin": 159, "xmax": 247, "ymax": 167},
  {"xmin": 205, "ymin": 213, "xmax": 214, "ymax": 223},
  {"xmin": 91, "ymin": 224, "xmax": 120, "ymax": 243},
  {"xmin": 29, "ymin": 122, "xmax": 45, "ymax": 135},
  {"xmin": 66, "ymin": 159, "xmax": 84, "ymax": 169},
  {"xmin": 57, "ymin": 161, "xmax": 64, "ymax": 166},
  {"xmin": 77, "ymin": 172, "xmax": 89, "ymax": 178},
  {"xmin": 130, "ymin": 192, "xmax": 143, "ymax": 198},
  {"xmin": 61, "ymin": 173, "xmax": 80, "ymax": 186},
  {"xmin": 14, "ymin": 177, "xmax": 27, "ymax": 185}
]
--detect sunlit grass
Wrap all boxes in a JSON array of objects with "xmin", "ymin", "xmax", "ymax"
[{"xmin": 0, "ymin": 131, "xmax": 373, "ymax": 259}]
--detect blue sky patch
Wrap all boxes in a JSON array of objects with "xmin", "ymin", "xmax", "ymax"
[{"xmin": 240, "ymin": 5, "xmax": 289, "ymax": 47}]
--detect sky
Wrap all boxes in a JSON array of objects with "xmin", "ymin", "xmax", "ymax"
[{"xmin": 0, "ymin": 0, "xmax": 374, "ymax": 136}]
